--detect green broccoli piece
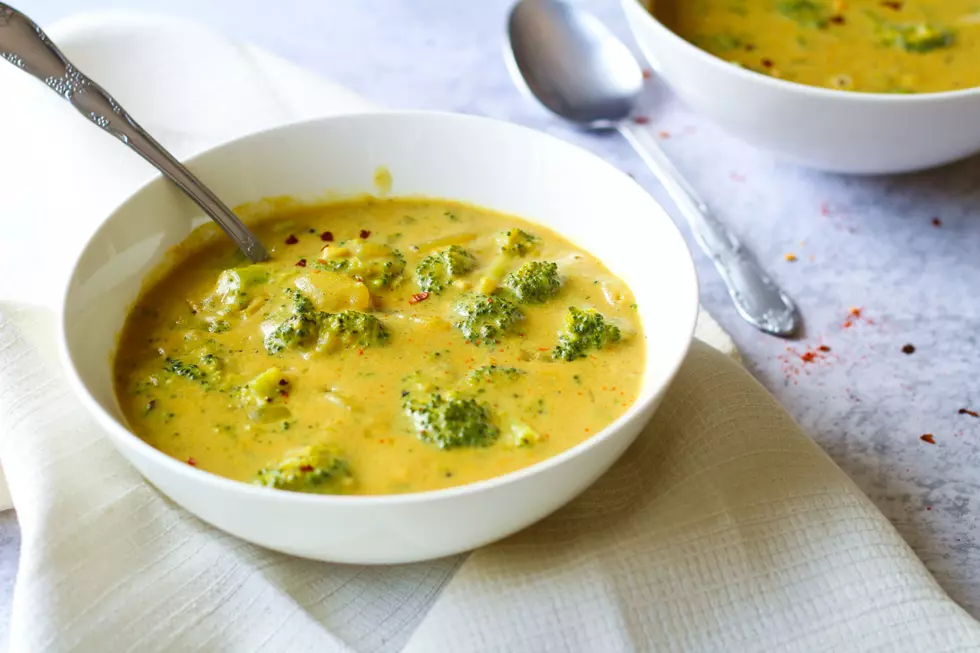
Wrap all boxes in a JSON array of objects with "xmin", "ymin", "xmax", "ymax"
[
  {"xmin": 403, "ymin": 391, "xmax": 499, "ymax": 449},
  {"xmin": 161, "ymin": 342, "xmax": 226, "ymax": 390},
  {"xmin": 240, "ymin": 367, "xmax": 284, "ymax": 407},
  {"xmin": 496, "ymin": 228, "xmax": 540, "ymax": 257},
  {"xmin": 553, "ymin": 306, "xmax": 622, "ymax": 362},
  {"xmin": 502, "ymin": 261, "xmax": 562, "ymax": 304},
  {"xmin": 254, "ymin": 443, "xmax": 353, "ymax": 493},
  {"xmin": 776, "ymin": 0, "xmax": 829, "ymax": 29},
  {"xmin": 506, "ymin": 417, "xmax": 543, "ymax": 448},
  {"xmin": 263, "ymin": 288, "xmax": 319, "ymax": 354},
  {"xmin": 415, "ymin": 245, "xmax": 478, "ymax": 293},
  {"xmin": 164, "ymin": 357, "xmax": 208, "ymax": 383},
  {"xmin": 263, "ymin": 289, "xmax": 389, "ymax": 356},
  {"xmin": 210, "ymin": 264, "xmax": 270, "ymax": 310},
  {"xmin": 452, "ymin": 293, "xmax": 524, "ymax": 344},
  {"xmin": 314, "ymin": 241, "xmax": 405, "ymax": 290},
  {"xmin": 316, "ymin": 311, "xmax": 389, "ymax": 353},
  {"xmin": 467, "ymin": 365, "xmax": 525, "ymax": 386},
  {"xmin": 880, "ymin": 23, "xmax": 953, "ymax": 53},
  {"xmin": 204, "ymin": 316, "xmax": 230, "ymax": 333}
]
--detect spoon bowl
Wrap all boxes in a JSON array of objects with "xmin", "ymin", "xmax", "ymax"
[{"xmin": 507, "ymin": 0, "xmax": 642, "ymax": 126}]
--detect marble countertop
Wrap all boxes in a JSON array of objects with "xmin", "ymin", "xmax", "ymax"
[{"xmin": 10, "ymin": 0, "xmax": 980, "ymax": 636}]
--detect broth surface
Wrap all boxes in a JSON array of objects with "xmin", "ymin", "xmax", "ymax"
[
  {"xmin": 114, "ymin": 198, "xmax": 644, "ymax": 495},
  {"xmin": 651, "ymin": 0, "xmax": 980, "ymax": 93}
]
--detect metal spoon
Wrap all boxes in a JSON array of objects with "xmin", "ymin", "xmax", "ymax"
[
  {"xmin": 506, "ymin": 0, "xmax": 799, "ymax": 337},
  {"xmin": 0, "ymin": 3, "xmax": 270, "ymax": 263}
]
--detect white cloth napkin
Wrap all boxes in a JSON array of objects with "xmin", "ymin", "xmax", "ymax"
[{"xmin": 1, "ymin": 12, "xmax": 978, "ymax": 653}]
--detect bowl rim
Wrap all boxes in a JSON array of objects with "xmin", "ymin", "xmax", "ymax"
[
  {"xmin": 623, "ymin": 0, "xmax": 980, "ymax": 103},
  {"xmin": 58, "ymin": 109, "xmax": 699, "ymax": 507}
]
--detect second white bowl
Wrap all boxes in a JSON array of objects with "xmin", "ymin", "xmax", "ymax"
[{"xmin": 623, "ymin": 0, "xmax": 980, "ymax": 174}]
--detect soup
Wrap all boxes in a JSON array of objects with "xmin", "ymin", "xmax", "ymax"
[
  {"xmin": 650, "ymin": 0, "xmax": 980, "ymax": 93},
  {"xmin": 114, "ymin": 198, "xmax": 644, "ymax": 495}
]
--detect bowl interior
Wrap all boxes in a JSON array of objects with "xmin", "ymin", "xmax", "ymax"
[{"xmin": 62, "ymin": 111, "xmax": 698, "ymax": 492}]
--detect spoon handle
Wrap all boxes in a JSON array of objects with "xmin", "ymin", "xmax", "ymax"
[
  {"xmin": 620, "ymin": 122, "xmax": 799, "ymax": 337},
  {"xmin": 0, "ymin": 4, "xmax": 270, "ymax": 263}
]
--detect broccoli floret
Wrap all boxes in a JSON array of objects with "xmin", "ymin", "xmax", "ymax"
[
  {"xmin": 403, "ymin": 391, "xmax": 499, "ymax": 449},
  {"xmin": 506, "ymin": 417, "xmax": 542, "ymax": 448},
  {"xmin": 502, "ymin": 261, "xmax": 562, "ymax": 304},
  {"xmin": 452, "ymin": 293, "xmax": 524, "ymax": 344},
  {"xmin": 314, "ymin": 240, "xmax": 405, "ymax": 290},
  {"xmin": 254, "ymin": 443, "xmax": 353, "ymax": 493},
  {"xmin": 210, "ymin": 264, "xmax": 270, "ymax": 311},
  {"xmin": 240, "ymin": 367, "xmax": 284, "ymax": 407},
  {"xmin": 164, "ymin": 357, "xmax": 207, "ymax": 383},
  {"xmin": 496, "ymin": 228, "xmax": 540, "ymax": 257},
  {"xmin": 262, "ymin": 288, "xmax": 319, "ymax": 354},
  {"xmin": 881, "ymin": 23, "xmax": 953, "ymax": 53},
  {"xmin": 776, "ymin": 0, "xmax": 829, "ymax": 28},
  {"xmin": 317, "ymin": 310, "xmax": 389, "ymax": 353},
  {"xmin": 205, "ymin": 316, "xmax": 230, "ymax": 333},
  {"xmin": 467, "ymin": 365, "xmax": 525, "ymax": 386},
  {"xmin": 263, "ymin": 289, "xmax": 389, "ymax": 356},
  {"xmin": 415, "ymin": 245, "xmax": 478, "ymax": 293},
  {"xmin": 553, "ymin": 306, "xmax": 622, "ymax": 362}
]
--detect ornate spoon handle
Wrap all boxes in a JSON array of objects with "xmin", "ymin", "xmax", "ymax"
[
  {"xmin": 0, "ymin": 3, "xmax": 270, "ymax": 263},
  {"xmin": 621, "ymin": 122, "xmax": 799, "ymax": 337}
]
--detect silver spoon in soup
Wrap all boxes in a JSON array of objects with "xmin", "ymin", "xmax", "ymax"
[
  {"xmin": 0, "ymin": 3, "xmax": 270, "ymax": 263},
  {"xmin": 506, "ymin": 0, "xmax": 799, "ymax": 338}
]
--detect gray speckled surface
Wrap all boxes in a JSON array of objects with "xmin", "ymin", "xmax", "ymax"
[{"xmin": 12, "ymin": 0, "xmax": 980, "ymax": 630}]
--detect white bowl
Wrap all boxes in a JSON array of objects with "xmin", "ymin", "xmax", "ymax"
[
  {"xmin": 622, "ymin": 0, "xmax": 980, "ymax": 174},
  {"xmin": 60, "ymin": 111, "xmax": 698, "ymax": 564}
]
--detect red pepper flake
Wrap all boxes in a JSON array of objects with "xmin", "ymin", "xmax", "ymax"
[
  {"xmin": 359, "ymin": 229, "xmax": 371, "ymax": 239},
  {"xmin": 761, "ymin": 58, "xmax": 774, "ymax": 69},
  {"xmin": 633, "ymin": 115, "xmax": 650, "ymax": 125},
  {"xmin": 659, "ymin": 130, "xmax": 671, "ymax": 139},
  {"xmin": 280, "ymin": 391, "xmax": 289, "ymax": 399},
  {"xmin": 642, "ymin": 69, "xmax": 652, "ymax": 79},
  {"xmin": 295, "ymin": 258, "xmax": 307, "ymax": 267},
  {"xmin": 829, "ymin": 14, "xmax": 846, "ymax": 24},
  {"xmin": 279, "ymin": 378, "xmax": 288, "ymax": 386},
  {"xmin": 849, "ymin": 307, "xmax": 862, "ymax": 318},
  {"xmin": 784, "ymin": 253, "xmax": 798, "ymax": 262},
  {"xmin": 800, "ymin": 351, "xmax": 817, "ymax": 363},
  {"xmin": 902, "ymin": 344, "xmax": 916, "ymax": 355},
  {"xmin": 880, "ymin": 1, "xmax": 902, "ymax": 10},
  {"xmin": 959, "ymin": 408, "xmax": 979, "ymax": 418},
  {"xmin": 186, "ymin": 457, "xmax": 198, "ymax": 466},
  {"xmin": 818, "ymin": 345, "xmax": 831, "ymax": 352},
  {"xmin": 285, "ymin": 234, "xmax": 299, "ymax": 245},
  {"xmin": 409, "ymin": 292, "xmax": 430, "ymax": 305},
  {"xmin": 921, "ymin": 433, "xmax": 936, "ymax": 444},
  {"xmin": 931, "ymin": 217, "xmax": 942, "ymax": 227},
  {"xmin": 299, "ymin": 464, "xmax": 314, "ymax": 472},
  {"xmin": 320, "ymin": 231, "xmax": 334, "ymax": 241},
  {"xmin": 357, "ymin": 349, "xmax": 364, "ymax": 356}
]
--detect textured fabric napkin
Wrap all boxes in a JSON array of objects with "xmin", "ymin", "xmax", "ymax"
[{"xmin": 2, "ymin": 12, "xmax": 979, "ymax": 653}]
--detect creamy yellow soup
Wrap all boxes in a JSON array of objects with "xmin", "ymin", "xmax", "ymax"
[
  {"xmin": 114, "ymin": 198, "xmax": 644, "ymax": 495},
  {"xmin": 650, "ymin": 0, "xmax": 980, "ymax": 93}
]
